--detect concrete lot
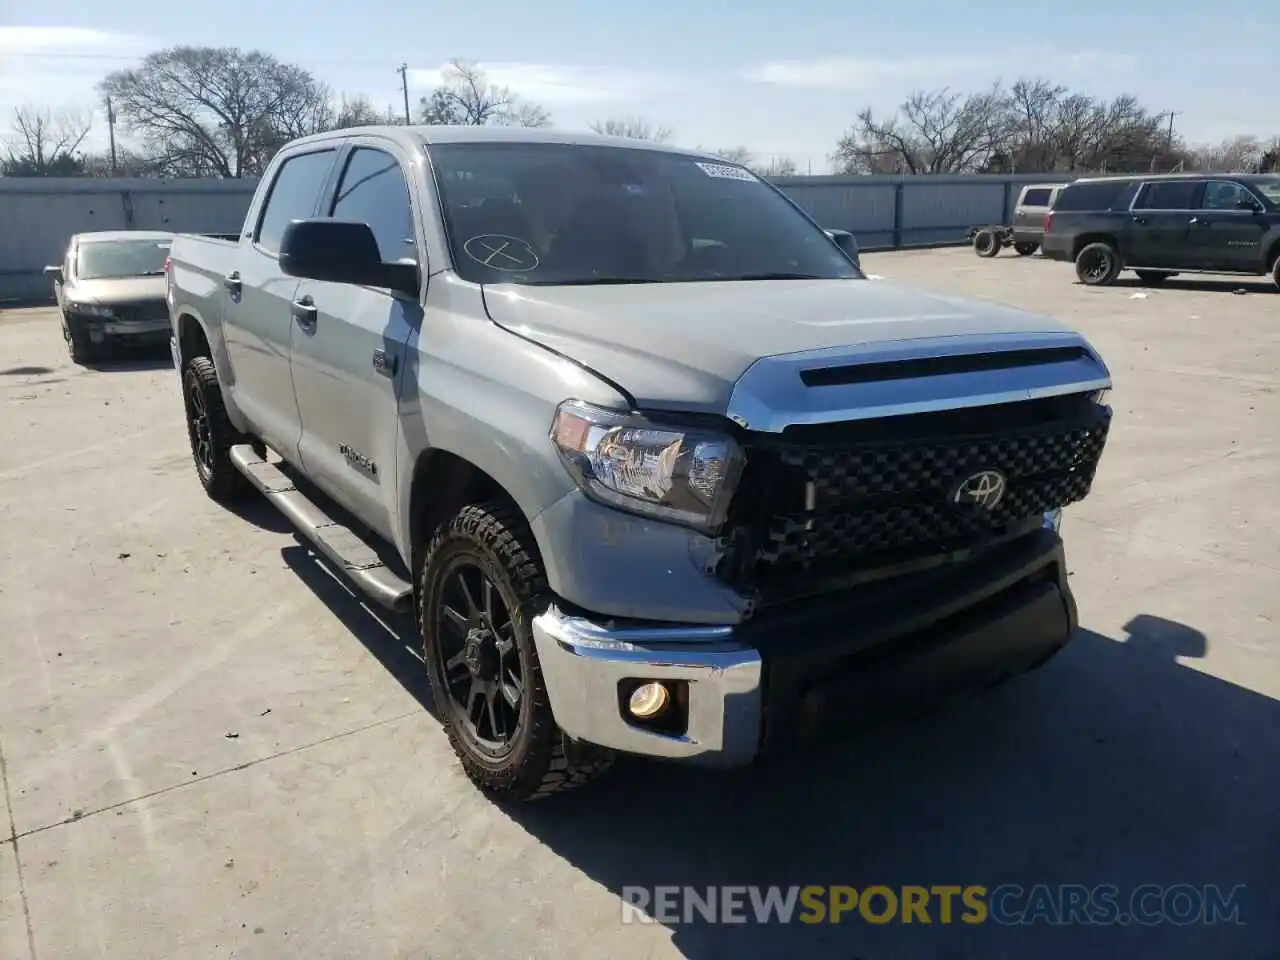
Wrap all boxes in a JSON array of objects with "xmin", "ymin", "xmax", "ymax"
[{"xmin": 1, "ymin": 248, "xmax": 1277, "ymax": 960}]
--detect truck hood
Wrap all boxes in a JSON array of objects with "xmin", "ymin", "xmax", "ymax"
[
  {"xmin": 481, "ymin": 278, "xmax": 1081, "ymax": 413},
  {"xmin": 67, "ymin": 276, "xmax": 166, "ymax": 304}
]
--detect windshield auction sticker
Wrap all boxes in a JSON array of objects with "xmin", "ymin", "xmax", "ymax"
[{"xmin": 694, "ymin": 162, "xmax": 757, "ymax": 182}]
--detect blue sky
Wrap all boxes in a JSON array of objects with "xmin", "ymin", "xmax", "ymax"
[{"xmin": 2, "ymin": 2, "xmax": 1277, "ymax": 172}]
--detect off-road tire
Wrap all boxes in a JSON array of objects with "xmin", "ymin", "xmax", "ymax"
[
  {"xmin": 1271, "ymin": 250, "xmax": 1280, "ymax": 291},
  {"xmin": 419, "ymin": 502, "xmax": 613, "ymax": 802},
  {"xmin": 181, "ymin": 355, "xmax": 250, "ymax": 503},
  {"xmin": 1135, "ymin": 270, "xmax": 1173, "ymax": 285},
  {"xmin": 1013, "ymin": 241, "xmax": 1039, "ymax": 256},
  {"xmin": 63, "ymin": 313, "xmax": 96, "ymax": 364},
  {"xmin": 973, "ymin": 229, "xmax": 1000, "ymax": 258},
  {"xmin": 1075, "ymin": 241, "xmax": 1123, "ymax": 286}
]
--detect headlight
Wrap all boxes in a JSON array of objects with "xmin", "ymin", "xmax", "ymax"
[
  {"xmin": 550, "ymin": 400, "xmax": 746, "ymax": 533},
  {"xmin": 69, "ymin": 302, "xmax": 114, "ymax": 318}
]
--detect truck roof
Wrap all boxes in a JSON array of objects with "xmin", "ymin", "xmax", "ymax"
[
  {"xmin": 281, "ymin": 124, "xmax": 721, "ymax": 159},
  {"xmin": 74, "ymin": 229, "xmax": 175, "ymax": 244},
  {"xmin": 1070, "ymin": 172, "xmax": 1270, "ymax": 184}
]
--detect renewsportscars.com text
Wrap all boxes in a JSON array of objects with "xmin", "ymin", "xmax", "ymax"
[{"xmin": 621, "ymin": 884, "xmax": 1246, "ymax": 926}]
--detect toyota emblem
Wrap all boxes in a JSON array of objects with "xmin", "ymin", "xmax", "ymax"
[{"xmin": 951, "ymin": 469, "xmax": 1007, "ymax": 510}]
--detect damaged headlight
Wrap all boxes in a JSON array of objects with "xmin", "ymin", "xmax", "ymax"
[
  {"xmin": 68, "ymin": 302, "xmax": 115, "ymax": 318},
  {"xmin": 550, "ymin": 400, "xmax": 746, "ymax": 533}
]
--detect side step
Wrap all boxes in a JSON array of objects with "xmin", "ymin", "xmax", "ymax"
[{"xmin": 229, "ymin": 445, "xmax": 413, "ymax": 613}]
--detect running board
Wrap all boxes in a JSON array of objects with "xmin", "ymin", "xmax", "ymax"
[{"xmin": 229, "ymin": 445, "xmax": 413, "ymax": 613}]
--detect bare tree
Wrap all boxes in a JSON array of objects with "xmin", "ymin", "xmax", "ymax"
[
  {"xmin": 99, "ymin": 46, "xmax": 334, "ymax": 178},
  {"xmin": 834, "ymin": 79, "xmax": 1188, "ymax": 176},
  {"xmin": 589, "ymin": 116, "xmax": 673, "ymax": 142},
  {"xmin": 755, "ymin": 156, "xmax": 799, "ymax": 177},
  {"xmin": 710, "ymin": 145, "xmax": 754, "ymax": 165},
  {"xmin": 330, "ymin": 95, "xmax": 399, "ymax": 129},
  {"xmin": 2, "ymin": 105, "xmax": 93, "ymax": 176},
  {"xmin": 833, "ymin": 85, "xmax": 1008, "ymax": 175},
  {"xmin": 1185, "ymin": 135, "xmax": 1270, "ymax": 173},
  {"xmin": 418, "ymin": 59, "xmax": 551, "ymax": 128}
]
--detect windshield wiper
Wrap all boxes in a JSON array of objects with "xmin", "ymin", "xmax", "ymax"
[
  {"xmin": 722, "ymin": 272, "xmax": 829, "ymax": 281},
  {"xmin": 524, "ymin": 277, "xmax": 661, "ymax": 286}
]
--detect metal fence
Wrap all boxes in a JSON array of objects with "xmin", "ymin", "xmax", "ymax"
[{"xmin": 0, "ymin": 172, "xmax": 1068, "ymax": 303}]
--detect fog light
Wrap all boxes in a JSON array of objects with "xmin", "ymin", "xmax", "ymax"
[{"xmin": 628, "ymin": 682, "xmax": 670, "ymax": 719}]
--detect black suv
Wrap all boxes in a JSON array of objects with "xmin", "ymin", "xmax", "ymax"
[{"xmin": 1041, "ymin": 173, "xmax": 1280, "ymax": 289}]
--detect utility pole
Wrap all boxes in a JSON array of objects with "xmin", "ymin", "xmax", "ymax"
[
  {"xmin": 105, "ymin": 96, "xmax": 118, "ymax": 176},
  {"xmin": 1166, "ymin": 110, "xmax": 1181, "ymax": 149},
  {"xmin": 397, "ymin": 64, "xmax": 411, "ymax": 125}
]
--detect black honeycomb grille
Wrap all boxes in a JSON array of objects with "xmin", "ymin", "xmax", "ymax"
[{"xmin": 738, "ymin": 405, "xmax": 1111, "ymax": 580}]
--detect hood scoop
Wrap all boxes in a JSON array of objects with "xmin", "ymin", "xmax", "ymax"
[{"xmin": 800, "ymin": 346, "xmax": 1091, "ymax": 388}]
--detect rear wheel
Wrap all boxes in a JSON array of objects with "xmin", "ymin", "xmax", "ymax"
[
  {"xmin": 1014, "ymin": 241, "xmax": 1039, "ymax": 256},
  {"xmin": 181, "ymin": 355, "xmax": 250, "ymax": 503},
  {"xmin": 420, "ymin": 502, "xmax": 612, "ymax": 801},
  {"xmin": 1075, "ymin": 242, "xmax": 1122, "ymax": 286},
  {"xmin": 973, "ymin": 229, "xmax": 1000, "ymax": 258},
  {"xmin": 1135, "ymin": 270, "xmax": 1173, "ymax": 285}
]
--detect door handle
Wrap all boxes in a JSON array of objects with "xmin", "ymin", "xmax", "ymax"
[
  {"xmin": 1130, "ymin": 216, "xmax": 1147, "ymax": 225},
  {"xmin": 223, "ymin": 271, "xmax": 241, "ymax": 292},
  {"xmin": 291, "ymin": 297, "xmax": 317, "ymax": 332},
  {"xmin": 1189, "ymin": 217, "xmax": 1205, "ymax": 226},
  {"xmin": 372, "ymin": 348, "xmax": 397, "ymax": 377}
]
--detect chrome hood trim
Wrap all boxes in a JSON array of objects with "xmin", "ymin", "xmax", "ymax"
[{"xmin": 726, "ymin": 330, "xmax": 1112, "ymax": 433}]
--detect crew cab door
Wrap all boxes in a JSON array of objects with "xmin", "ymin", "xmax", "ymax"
[
  {"xmin": 289, "ymin": 142, "xmax": 422, "ymax": 541},
  {"xmin": 221, "ymin": 147, "xmax": 339, "ymax": 460},
  {"xmin": 1189, "ymin": 180, "xmax": 1269, "ymax": 272},
  {"xmin": 1125, "ymin": 180, "xmax": 1202, "ymax": 270}
]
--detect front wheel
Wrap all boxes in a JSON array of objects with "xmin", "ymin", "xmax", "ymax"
[
  {"xmin": 62, "ymin": 313, "xmax": 96, "ymax": 364},
  {"xmin": 1271, "ymin": 252, "xmax": 1280, "ymax": 291},
  {"xmin": 419, "ymin": 503, "xmax": 612, "ymax": 801},
  {"xmin": 181, "ymin": 356, "xmax": 250, "ymax": 503},
  {"xmin": 1075, "ymin": 242, "xmax": 1122, "ymax": 286},
  {"xmin": 1014, "ymin": 241, "xmax": 1039, "ymax": 256}
]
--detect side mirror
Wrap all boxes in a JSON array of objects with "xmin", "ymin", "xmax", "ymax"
[
  {"xmin": 279, "ymin": 219, "xmax": 419, "ymax": 297},
  {"xmin": 825, "ymin": 228, "xmax": 861, "ymax": 266},
  {"xmin": 44, "ymin": 265, "xmax": 64, "ymax": 284}
]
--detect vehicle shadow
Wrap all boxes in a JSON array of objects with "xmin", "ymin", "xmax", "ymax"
[
  {"xmin": 494, "ymin": 616, "xmax": 1277, "ymax": 960},
  {"xmin": 84, "ymin": 352, "xmax": 173, "ymax": 372},
  {"xmin": 0, "ymin": 365, "xmax": 55, "ymax": 376},
  {"xmin": 279, "ymin": 542, "xmax": 436, "ymax": 718},
  {"xmin": 1109, "ymin": 277, "xmax": 1276, "ymax": 295}
]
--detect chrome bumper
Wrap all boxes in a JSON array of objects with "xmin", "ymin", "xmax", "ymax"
[
  {"xmin": 532, "ymin": 511, "xmax": 1068, "ymax": 767},
  {"xmin": 532, "ymin": 609, "xmax": 764, "ymax": 767}
]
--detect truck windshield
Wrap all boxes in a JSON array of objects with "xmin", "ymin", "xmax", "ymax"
[
  {"xmin": 426, "ymin": 142, "xmax": 862, "ymax": 286},
  {"xmin": 77, "ymin": 239, "xmax": 172, "ymax": 280}
]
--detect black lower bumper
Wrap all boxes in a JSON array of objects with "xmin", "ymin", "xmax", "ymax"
[
  {"xmin": 740, "ymin": 529, "xmax": 1076, "ymax": 757},
  {"xmin": 1039, "ymin": 235, "xmax": 1073, "ymax": 263}
]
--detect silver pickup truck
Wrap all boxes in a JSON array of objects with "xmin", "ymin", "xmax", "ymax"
[{"xmin": 166, "ymin": 127, "xmax": 1113, "ymax": 802}]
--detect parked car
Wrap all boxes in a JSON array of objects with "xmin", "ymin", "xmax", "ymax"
[
  {"xmin": 44, "ymin": 230, "xmax": 176, "ymax": 363},
  {"xmin": 166, "ymin": 127, "xmax": 1114, "ymax": 802},
  {"xmin": 967, "ymin": 183, "xmax": 1066, "ymax": 257},
  {"xmin": 1041, "ymin": 173, "xmax": 1280, "ymax": 288}
]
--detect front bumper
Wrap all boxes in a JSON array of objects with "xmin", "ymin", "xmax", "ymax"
[
  {"xmin": 532, "ymin": 519, "xmax": 1074, "ymax": 766},
  {"xmin": 69, "ymin": 314, "xmax": 171, "ymax": 343}
]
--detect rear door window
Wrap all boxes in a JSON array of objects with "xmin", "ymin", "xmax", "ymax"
[
  {"xmin": 1133, "ymin": 181, "xmax": 1201, "ymax": 211},
  {"xmin": 255, "ymin": 149, "xmax": 337, "ymax": 254},
  {"xmin": 1020, "ymin": 188, "xmax": 1052, "ymax": 207}
]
